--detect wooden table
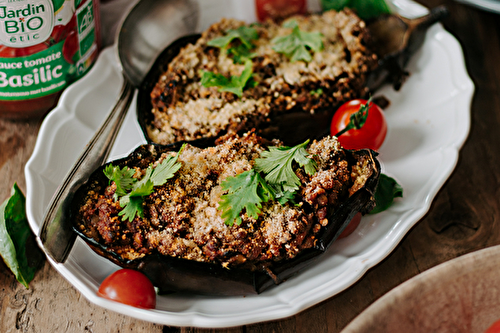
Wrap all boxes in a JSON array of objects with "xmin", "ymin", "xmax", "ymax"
[{"xmin": 1, "ymin": 0, "xmax": 498, "ymax": 331}]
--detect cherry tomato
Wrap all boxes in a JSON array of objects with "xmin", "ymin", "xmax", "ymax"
[
  {"xmin": 485, "ymin": 319, "xmax": 500, "ymax": 333},
  {"xmin": 97, "ymin": 269, "xmax": 156, "ymax": 309},
  {"xmin": 330, "ymin": 99, "xmax": 387, "ymax": 151},
  {"xmin": 338, "ymin": 212, "xmax": 362, "ymax": 239}
]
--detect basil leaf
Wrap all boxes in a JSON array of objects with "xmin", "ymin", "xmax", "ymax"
[
  {"xmin": 0, "ymin": 184, "xmax": 44, "ymax": 288},
  {"xmin": 369, "ymin": 174, "xmax": 403, "ymax": 214}
]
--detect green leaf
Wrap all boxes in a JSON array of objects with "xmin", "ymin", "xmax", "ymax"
[
  {"xmin": 218, "ymin": 170, "xmax": 274, "ymax": 226},
  {"xmin": 0, "ymin": 184, "xmax": 44, "ymax": 288},
  {"xmin": 207, "ymin": 26, "xmax": 259, "ymax": 63},
  {"xmin": 118, "ymin": 197, "xmax": 145, "ymax": 221},
  {"xmin": 201, "ymin": 60, "xmax": 255, "ymax": 97},
  {"xmin": 369, "ymin": 174, "xmax": 403, "ymax": 214},
  {"xmin": 274, "ymin": 186, "xmax": 297, "ymax": 206},
  {"xmin": 227, "ymin": 44, "xmax": 257, "ymax": 64},
  {"xmin": 217, "ymin": 141, "xmax": 318, "ymax": 225},
  {"xmin": 104, "ymin": 164, "xmax": 136, "ymax": 199},
  {"xmin": 207, "ymin": 26, "xmax": 259, "ymax": 50},
  {"xmin": 105, "ymin": 145, "xmax": 185, "ymax": 222},
  {"xmin": 320, "ymin": 0, "xmax": 391, "ymax": 20},
  {"xmin": 310, "ymin": 88, "xmax": 324, "ymax": 96},
  {"xmin": 272, "ymin": 20, "xmax": 323, "ymax": 62},
  {"xmin": 149, "ymin": 144, "xmax": 185, "ymax": 186},
  {"xmin": 255, "ymin": 140, "xmax": 317, "ymax": 192}
]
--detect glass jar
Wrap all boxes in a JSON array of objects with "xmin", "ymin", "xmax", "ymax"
[
  {"xmin": 255, "ymin": 0, "xmax": 307, "ymax": 21},
  {"xmin": 0, "ymin": 0, "xmax": 101, "ymax": 119}
]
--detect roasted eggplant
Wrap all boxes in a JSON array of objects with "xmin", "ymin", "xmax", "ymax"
[
  {"xmin": 138, "ymin": 9, "xmax": 378, "ymax": 147},
  {"xmin": 137, "ymin": 8, "xmax": 446, "ymax": 147},
  {"xmin": 71, "ymin": 133, "xmax": 380, "ymax": 295}
]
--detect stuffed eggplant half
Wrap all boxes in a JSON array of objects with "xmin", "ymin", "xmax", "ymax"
[
  {"xmin": 72, "ymin": 132, "xmax": 380, "ymax": 295},
  {"xmin": 138, "ymin": 9, "xmax": 378, "ymax": 146}
]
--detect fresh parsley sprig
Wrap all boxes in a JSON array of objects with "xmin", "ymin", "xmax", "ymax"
[
  {"xmin": 272, "ymin": 20, "xmax": 323, "ymax": 62},
  {"xmin": 255, "ymin": 139, "xmax": 317, "ymax": 192},
  {"xmin": 207, "ymin": 26, "xmax": 259, "ymax": 63},
  {"xmin": 104, "ymin": 144, "xmax": 185, "ymax": 222},
  {"xmin": 219, "ymin": 170, "xmax": 275, "ymax": 226},
  {"xmin": 218, "ymin": 140, "xmax": 317, "ymax": 226},
  {"xmin": 227, "ymin": 44, "xmax": 257, "ymax": 64},
  {"xmin": 201, "ymin": 59, "xmax": 257, "ymax": 97},
  {"xmin": 208, "ymin": 26, "xmax": 259, "ymax": 50}
]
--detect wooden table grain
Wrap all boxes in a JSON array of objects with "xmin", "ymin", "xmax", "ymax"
[{"xmin": 1, "ymin": 0, "xmax": 499, "ymax": 331}]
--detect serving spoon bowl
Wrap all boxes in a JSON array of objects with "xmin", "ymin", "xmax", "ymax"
[{"xmin": 39, "ymin": 0, "xmax": 200, "ymax": 263}]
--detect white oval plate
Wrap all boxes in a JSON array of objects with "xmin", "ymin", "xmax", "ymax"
[{"xmin": 25, "ymin": 0, "xmax": 474, "ymax": 328}]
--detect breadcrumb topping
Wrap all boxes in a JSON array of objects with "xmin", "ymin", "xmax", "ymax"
[
  {"xmin": 76, "ymin": 133, "xmax": 376, "ymax": 268},
  {"xmin": 148, "ymin": 9, "xmax": 377, "ymax": 145}
]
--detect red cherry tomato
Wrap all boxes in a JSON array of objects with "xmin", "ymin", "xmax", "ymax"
[
  {"xmin": 338, "ymin": 212, "xmax": 362, "ymax": 239},
  {"xmin": 97, "ymin": 269, "xmax": 156, "ymax": 309},
  {"xmin": 485, "ymin": 319, "xmax": 500, "ymax": 333},
  {"xmin": 330, "ymin": 99, "xmax": 387, "ymax": 151}
]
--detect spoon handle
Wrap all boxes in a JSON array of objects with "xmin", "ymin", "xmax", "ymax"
[{"xmin": 39, "ymin": 79, "xmax": 135, "ymax": 264}]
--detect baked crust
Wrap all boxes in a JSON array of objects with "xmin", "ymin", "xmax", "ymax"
[{"xmin": 75, "ymin": 133, "xmax": 376, "ymax": 269}]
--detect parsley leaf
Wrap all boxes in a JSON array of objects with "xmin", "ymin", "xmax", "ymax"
[
  {"xmin": 218, "ymin": 170, "xmax": 274, "ymax": 226},
  {"xmin": 207, "ymin": 26, "xmax": 259, "ymax": 50},
  {"xmin": 255, "ymin": 139, "xmax": 317, "ymax": 192},
  {"xmin": 272, "ymin": 20, "xmax": 323, "ymax": 62},
  {"xmin": 103, "ymin": 164, "xmax": 136, "ymax": 200},
  {"xmin": 201, "ymin": 59, "xmax": 256, "ymax": 97},
  {"xmin": 218, "ymin": 140, "xmax": 317, "ymax": 226},
  {"xmin": 227, "ymin": 44, "xmax": 257, "ymax": 64},
  {"xmin": 104, "ymin": 144, "xmax": 185, "ymax": 221},
  {"xmin": 118, "ymin": 196, "xmax": 145, "ymax": 222},
  {"xmin": 208, "ymin": 26, "xmax": 259, "ymax": 64}
]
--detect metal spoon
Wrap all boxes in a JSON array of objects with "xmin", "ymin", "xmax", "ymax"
[{"xmin": 39, "ymin": 0, "xmax": 199, "ymax": 263}]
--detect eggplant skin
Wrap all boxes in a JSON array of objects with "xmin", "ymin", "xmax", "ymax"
[{"xmin": 71, "ymin": 134, "xmax": 380, "ymax": 295}]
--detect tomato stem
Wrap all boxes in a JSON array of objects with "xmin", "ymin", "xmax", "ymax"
[{"xmin": 334, "ymin": 98, "xmax": 372, "ymax": 138}]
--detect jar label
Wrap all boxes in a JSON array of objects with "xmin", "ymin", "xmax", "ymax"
[
  {"xmin": 0, "ymin": 0, "xmax": 55, "ymax": 47},
  {"xmin": 0, "ymin": 0, "xmax": 98, "ymax": 101},
  {"xmin": 0, "ymin": 40, "xmax": 70, "ymax": 100}
]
